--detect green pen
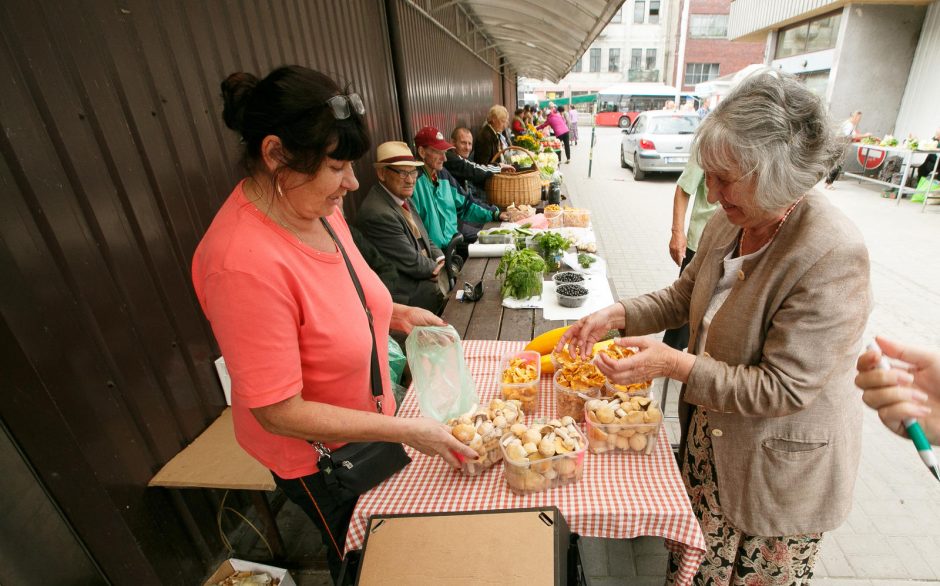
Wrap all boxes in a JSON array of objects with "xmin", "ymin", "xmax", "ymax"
[{"xmin": 868, "ymin": 342, "xmax": 940, "ymax": 482}]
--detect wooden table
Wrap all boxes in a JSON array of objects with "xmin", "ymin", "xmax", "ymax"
[{"xmin": 442, "ymin": 252, "xmax": 615, "ymax": 341}]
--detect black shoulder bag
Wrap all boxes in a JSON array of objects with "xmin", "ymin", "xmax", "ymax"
[{"xmin": 311, "ymin": 218, "xmax": 411, "ymax": 494}]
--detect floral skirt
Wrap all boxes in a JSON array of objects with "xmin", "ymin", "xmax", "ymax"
[{"xmin": 666, "ymin": 407, "xmax": 822, "ymax": 586}]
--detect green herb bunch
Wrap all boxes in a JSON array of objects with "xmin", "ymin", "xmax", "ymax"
[
  {"xmin": 577, "ymin": 253, "xmax": 597, "ymax": 269},
  {"xmin": 532, "ymin": 231, "xmax": 572, "ymax": 272},
  {"xmin": 496, "ymin": 249, "xmax": 546, "ymax": 299}
]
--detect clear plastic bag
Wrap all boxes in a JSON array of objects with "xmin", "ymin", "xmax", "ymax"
[{"xmin": 405, "ymin": 325, "xmax": 479, "ymax": 421}]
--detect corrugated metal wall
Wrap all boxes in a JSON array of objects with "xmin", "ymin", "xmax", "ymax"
[
  {"xmin": 0, "ymin": 0, "xmax": 515, "ymax": 583},
  {"xmin": 389, "ymin": 0, "xmax": 504, "ymax": 141},
  {"xmin": 895, "ymin": 1, "xmax": 940, "ymax": 138}
]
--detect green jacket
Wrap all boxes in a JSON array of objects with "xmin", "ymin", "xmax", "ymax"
[{"xmin": 411, "ymin": 168, "xmax": 496, "ymax": 249}]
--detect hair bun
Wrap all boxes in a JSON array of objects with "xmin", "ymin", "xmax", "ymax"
[{"xmin": 220, "ymin": 72, "xmax": 259, "ymax": 132}]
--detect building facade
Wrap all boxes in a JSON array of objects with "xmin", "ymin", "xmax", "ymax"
[
  {"xmin": 728, "ymin": 0, "xmax": 938, "ymax": 139},
  {"xmin": 674, "ymin": 0, "xmax": 765, "ymax": 92},
  {"xmin": 524, "ymin": 0, "xmax": 679, "ymax": 103}
]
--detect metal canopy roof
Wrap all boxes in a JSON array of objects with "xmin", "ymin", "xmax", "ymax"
[{"xmin": 448, "ymin": 0, "xmax": 626, "ymax": 82}]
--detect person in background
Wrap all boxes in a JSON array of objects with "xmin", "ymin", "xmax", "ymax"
[
  {"xmin": 558, "ymin": 70, "xmax": 870, "ymax": 585},
  {"xmin": 196, "ymin": 66, "xmax": 476, "ymax": 583},
  {"xmin": 916, "ymin": 127, "xmax": 940, "ymax": 182},
  {"xmin": 664, "ymin": 99, "xmax": 676, "ymax": 111},
  {"xmin": 444, "ymin": 126, "xmax": 513, "ymax": 203},
  {"xmin": 511, "ymin": 108, "xmax": 526, "ymax": 136},
  {"xmin": 522, "ymin": 104, "xmax": 534, "ymax": 126},
  {"xmin": 412, "ymin": 126, "xmax": 508, "ymax": 253},
  {"xmin": 824, "ymin": 110, "xmax": 872, "ymax": 190},
  {"xmin": 565, "ymin": 105, "xmax": 579, "ymax": 146},
  {"xmin": 537, "ymin": 105, "xmax": 571, "ymax": 163},
  {"xmin": 356, "ymin": 141, "xmax": 446, "ymax": 315},
  {"xmin": 473, "ymin": 105, "xmax": 511, "ymax": 167},
  {"xmin": 856, "ymin": 337, "xmax": 939, "ymax": 446},
  {"xmin": 697, "ymin": 103, "xmax": 710, "ymax": 119},
  {"xmin": 661, "ymin": 156, "xmax": 718, "ymax": 352}
]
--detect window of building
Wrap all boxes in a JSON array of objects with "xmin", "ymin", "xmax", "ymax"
[
  {"xmin": 608, "ymin": 48, "xmax": 621, "ymax": 72},
  {"xmin": 649, "ymin": 1, "xmax": 660, "ymax": 24},
  {"xmin": 631, "ymin": 48, "xmax": 643, "ymax": 70},
  {"xmin": 684, "ymin": 63, "xmax": 719, "ymax": 86},
  {"xmin": 775, "ymin": 11, "xmax": 842, "ymax": 59},
  {"xmin": 634, "ymin": 1, "xmax": 645, "ymax": 24},
  {"xmin": 572, "ymin": 57, "xmax": 582, "ymax": 73},
  {"xmin": 589, "ymin": 48, "xmax": 601, "ymax": 72},
  {"xmin": 611, "ymin": 8, "xmax": 622, "ymax": 23},
  {"xmin": 645, "ymin": 48, "xmax": 657, "ymax": 70},
  {"xmin": 797, "ymin": 70, "xmax": 831, "ymax": 97},
  {"xmin": 689, "ymin": 14, "xmax": 728, "ymax": 38}
]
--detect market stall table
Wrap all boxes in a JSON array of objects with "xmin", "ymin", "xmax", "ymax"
[
  {"xmin": 845, "ymin": 143, "xmax": 940, "ymax": 210},
  {"xmin": 345, "ymin": 340, "xmax": 707, "ymax": 586}
]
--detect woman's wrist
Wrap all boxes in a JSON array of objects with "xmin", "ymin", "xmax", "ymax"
[
  {"xmin": 670, "ymin": 350, "xmax": 696, "ymax": 383},
  {"xmin": 607, "ymin": 302, "xmax": 626, "ymax": 331}
]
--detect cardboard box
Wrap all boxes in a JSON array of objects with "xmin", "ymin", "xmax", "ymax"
[
  {"xmin": 203, "ymin": 558, "xmax": 296, "ymax": 586},
  {"xmin": 356, "ymin": 507, "xmax": 570, "ymax": 585}
]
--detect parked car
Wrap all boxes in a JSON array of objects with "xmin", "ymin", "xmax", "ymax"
[{"xmin": 620, "ymin": 111, "xmax": 700, "ymax": 180}]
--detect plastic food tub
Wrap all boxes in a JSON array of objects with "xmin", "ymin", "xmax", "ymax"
[
  {"xmin": 498, "ymin": 350, "xmax": 541, "ymax": 414},
  {"xmin": 602, "ymin": 380, "xmax": 652, "ymax": 398},
  {"xmin": 478, "ymin": 230, "xmax": 514, "ymax": 245},
  {"xmin": 563, "ymin": 209, "xmax": 591, "ymax": 228},
  {"xmin": 552, "ymin": 271, "xmax": 585, "ymax": 286},
  {"xmin": 584, "ymin": 398, "xmax": 663, "ymax": 455},
  {"xmin": 556, "ymin": 283, "xmax": 589, "ymax": 307},
  {"xmin": 500, "ymin": 426, "xmax": 587, "ymax": 495},
  {"xmin": 553, "ymin": 370, "xmax": 602, "ymax": 423}
]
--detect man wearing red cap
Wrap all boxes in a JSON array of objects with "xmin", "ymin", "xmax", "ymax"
[{"xmin": 411, "ymin": 126, "xmax": 508, "ymax": 252}]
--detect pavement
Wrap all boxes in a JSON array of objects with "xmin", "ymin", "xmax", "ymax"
[{"xmin": 564, "ymin": 126, "xmax": 940, "ymax": 585}]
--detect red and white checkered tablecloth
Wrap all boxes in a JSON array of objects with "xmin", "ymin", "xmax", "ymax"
[{"xmin": 346, "ymin": 340, "xmax": 705, "ymax": 584}]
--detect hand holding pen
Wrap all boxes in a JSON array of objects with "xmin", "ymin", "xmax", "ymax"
[{"xmin": 856, "ymin": 337, "xmax": 940, "ymax": 481}]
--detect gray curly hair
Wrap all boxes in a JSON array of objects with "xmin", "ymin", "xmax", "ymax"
[{"xmin": 693, "ymin": 69, "xmax": 842, "ymax": 210}]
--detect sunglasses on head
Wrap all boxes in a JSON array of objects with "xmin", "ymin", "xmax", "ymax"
[{"xmin": 326, "ymin": 93, "xmax": 366, "ymax": 120}]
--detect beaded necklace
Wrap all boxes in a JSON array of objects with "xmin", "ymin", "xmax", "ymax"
[{"xmin": 738, "ymin": 195, "xmax": 805, "ymax": 256}]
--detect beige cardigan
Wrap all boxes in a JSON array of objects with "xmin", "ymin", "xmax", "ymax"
[{"xmin": 621, "ymin": 190, "xmax": 871, "ymax": 536}]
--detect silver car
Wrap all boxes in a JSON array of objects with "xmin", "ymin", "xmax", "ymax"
[{"xmin": 620, "ymin": 111, "xmax": 700, "ymax": 180}]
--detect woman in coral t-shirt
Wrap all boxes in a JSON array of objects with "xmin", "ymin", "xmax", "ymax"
[{"xmin": 193, "ymin": 66, "xmax": 475, "ymax": 583}]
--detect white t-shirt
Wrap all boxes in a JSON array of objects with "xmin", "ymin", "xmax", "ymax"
[
  {"xmin": 695, "ymin": 238, "xmax": 771, "ymax": 354},
  {"xmin": 840, "ymin": 119, "xmax": 856, "ymax": 138}
]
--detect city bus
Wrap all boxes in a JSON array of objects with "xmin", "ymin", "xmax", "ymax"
[{"xmin": 594, "ymin": 83, "xmax": 698, "ymax": 128}]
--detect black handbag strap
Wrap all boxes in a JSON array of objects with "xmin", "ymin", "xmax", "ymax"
[{"xmin": 320, "ymin": 217, "xmax": 384, "ymax": 414}]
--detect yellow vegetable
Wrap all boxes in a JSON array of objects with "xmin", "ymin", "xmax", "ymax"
[
  {"xmin": 541, "ymin": 353, "xmax": 556, "ymax": 374},
  {"xmin": 524, "ymin": 326, "xmax": 570, "ymax": 354}
]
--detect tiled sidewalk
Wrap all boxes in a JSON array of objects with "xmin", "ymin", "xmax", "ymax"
[{"xmin": 566, "ymin": 127, "xmax": 940, "ymax": 584}]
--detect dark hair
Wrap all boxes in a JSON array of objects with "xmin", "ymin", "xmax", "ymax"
[
  {"xmin": 523, "ymin": 105, "xmax": 531, "ymax": 112},
  {"xmin": 557, "ymin": 105, "xmax": 565, "ymax": 113},
  {"xmin": 451, "ymin": 126, "xmax": 472, "ymax": 141},
  {"xmin": 220, "ymin": 66, "xmax": 370, "ymax": 177},
  {"xmin": 514, "ymin": 108, "xmax": 523, "ymax": 116}
]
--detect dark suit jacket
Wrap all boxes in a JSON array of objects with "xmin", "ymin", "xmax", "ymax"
[
  {"xmin": 473, "ymin": 124, "xmax": 503, "ymax": 166},
  {"xmin": 356, "ymin": 184, "xmax": 443, "ymax": 304}
]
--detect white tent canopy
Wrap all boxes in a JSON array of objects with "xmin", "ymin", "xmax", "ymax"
[{"xmin": 445, "ymin": 0, "xmax": 626, "ymax": 82}]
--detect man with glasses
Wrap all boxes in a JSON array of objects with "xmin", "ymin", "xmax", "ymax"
[
  {"xmin": 411, "ymin": 126, "xmax": 508, "ymax": 255},
  {"xmin": 357, "ymin": 141, "xmax": 446, "ymax": 314}
]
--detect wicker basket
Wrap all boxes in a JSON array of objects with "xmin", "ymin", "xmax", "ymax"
[{"xmin": 485, "ymin": 146, "xmax": 542, "ymax": 208}]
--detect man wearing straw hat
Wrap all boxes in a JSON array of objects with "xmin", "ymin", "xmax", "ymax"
[
  {"xmin": 411, "ymin": 126, "xmax": 508, "ymax": 254},
  {"xmin": 357, "ymin": 141, "xmax": 446, "ymax": 314}
]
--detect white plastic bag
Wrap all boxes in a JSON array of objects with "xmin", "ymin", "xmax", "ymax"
[{"xmin": 405, "ymin": 326, "xmax": 479, "ymax": 421}]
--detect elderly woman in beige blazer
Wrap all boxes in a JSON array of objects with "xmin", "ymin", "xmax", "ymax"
[{"xmin": 560, "ymin": 71, "xmax": 871, "ymax": 584}]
